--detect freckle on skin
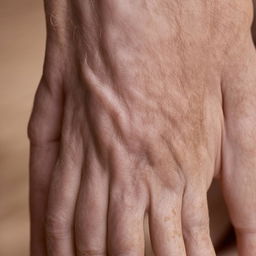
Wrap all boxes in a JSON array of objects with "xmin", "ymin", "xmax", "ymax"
[
  {"xmin": 164, "ymin": 216, "xmax": 171, "ymax": 222},
  {"xmin": 171, "ymin": 229, "xmax": 181, "ymax": 239}
]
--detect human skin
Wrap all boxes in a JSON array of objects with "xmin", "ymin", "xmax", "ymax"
[{"xmin": 28, "ymin": 0, "xmax": 256, "ymax": 255}]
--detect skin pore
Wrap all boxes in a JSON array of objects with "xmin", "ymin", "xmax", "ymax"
[{"xmin": 28, "ymin": 0, "xmax": 256, "ymax": 255}]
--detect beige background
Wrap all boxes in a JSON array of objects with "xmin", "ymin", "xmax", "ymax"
[
  {"xmin": 0, "ymin": 0, "xmax": 44, "ymax": 255},
  {"xmin": 0, "ymin": 1, "xmax": 237, "ymax": 255}
]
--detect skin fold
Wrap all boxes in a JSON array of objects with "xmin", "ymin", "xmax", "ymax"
[{"xmin": 28, "ymin": 0, "xmax": 256, "ymax": 255}]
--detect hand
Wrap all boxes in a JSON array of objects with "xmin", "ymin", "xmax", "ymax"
[{"xmin": 28, "ymin": 0, "xmax": 256, "ymax": 255}]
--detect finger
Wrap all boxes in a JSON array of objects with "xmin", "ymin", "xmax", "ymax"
[
  {"xmin": 221, "ymin": 145, "xmax": 256, "ymax": 255},
  {"xmin": 182, "ymin": 184, "xmax": 215, "ymax": 255},
  {"xmin": 45, "ymin": 103, "xmax": 84, "ymax": 256},
  {"xmin": 46, "ymin": 144, "xmax": 83, "ymax": 256},
  {"xmin": 221, "ymin": 144, "xmax": 256, "ymax": 254},
  {"xmin": 107, "ymin": 184, "xmax": 146, "ymax": 256},
  {"xmin": 221, "ymin": 35, "xmax": 256, "ymax": 255},
  {"xmin": 221, "ymin": 127, "xmax": 256, "ymax": 255},
  {"xmin": 28, "ymin": 79, "xmax": 63, "ymax": 256},
  {"xmin": 148, "ymin": 188, "xmax": 186, "ymax": 256},
  {"xmin": 29, "ymin": 143, "xmax": 59, "ymax": 256},
  {"xmin": 75, "ymin": 153, "xmax": 109, "ymax": 256}
]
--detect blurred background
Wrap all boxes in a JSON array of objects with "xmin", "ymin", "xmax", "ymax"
[
  {"xmin": 0, "ymin": 0, "xmax": 44, "ymax": 255},
  {"xmin": 1, "ymin": 0, "xmax": 252, "ymax": 255}
]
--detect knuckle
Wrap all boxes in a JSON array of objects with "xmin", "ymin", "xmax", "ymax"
[
  {"xmin": 27, "ymin": 81, "xmax": 61, "ymax": 145},
  {"xmin": 110, "ymin": 184, "xmax": 140, "ymax": 208},
  {"xmin": 27, "ymin": 115, "xmax": 40, "ymax": 143},
  {"xmin": 28, "ymin": 118, "xmax": 52, "ymax": 146},
  {"xmin": 27, "ymin": 88, "xmax": 46, "ymax": 143}
]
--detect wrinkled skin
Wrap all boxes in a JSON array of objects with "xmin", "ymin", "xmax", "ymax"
[{"xmin": 28, "ymin": 0, "xmax": 256, "ymax": 255}]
